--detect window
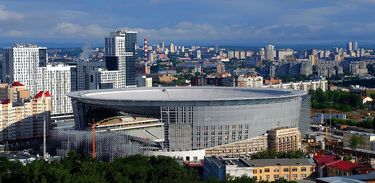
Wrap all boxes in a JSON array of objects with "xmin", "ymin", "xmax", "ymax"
[
  {"xmin": 292, "ymin": 167, "xmax": 298, "ymax": 172},
  {"xmin": 253, "ymin": 169, "xmax": 257, "ymax": 174},
  {"xmin": 266, "ymin": 175, "xmax": 270, "ymax": 181},
  {"xmin": 274, "ymin": 174, "xmax": 279, "ymax": 179},
  {"xmin": 274, "ymin": 168, "xmax": 279, "ymax": 172},
  {"xmin": 283, "ymin": 168, "xmax": 289, "ymax": 172},
  {"xmin": 265, "ymin": 168, "xmax": 270, "ymax": 173},
  {"xmin": 301, "ymin": 167, "xmax": 306, "ymax": 172},
  {"xmin": 301, "ymin": 174, "xmax": 307, "ymax": 179}
]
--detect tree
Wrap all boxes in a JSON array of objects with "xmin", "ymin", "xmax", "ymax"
[{"xmin": 350, "ymin": 135, "xmax": 364, "ymax": 149}]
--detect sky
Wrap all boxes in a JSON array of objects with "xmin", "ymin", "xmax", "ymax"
[{"xmin": 1, "ymin": 0, "xmax": 375, "ymax": 47}]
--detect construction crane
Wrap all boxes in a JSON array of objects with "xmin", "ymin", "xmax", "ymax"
[{"xmin": 91, "ymin": 119, "xmax": 99, "ymax": 159}]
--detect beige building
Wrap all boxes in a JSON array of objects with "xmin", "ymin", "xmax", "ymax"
[
  {"xmin": 0, "ymin": 82, "xmax": 51, "ymax": 142},
  {"xmin": 249, "ymin": 158, "xmax": 315, "ymax": 181},
  {"xmin": 267, "ymin": 127, "xmax": 302, "ymax": 152},
  {"xmin": 205, "ymin": 135, "xmax": 268, "ymax": 158},
  {"xmin": 236, "ymin": 74, "xmax": 263, "ymax": 88}
]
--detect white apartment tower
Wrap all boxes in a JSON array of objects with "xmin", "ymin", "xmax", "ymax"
[
  {"xmin": 2, "ymin": 44, "xmax": 47, "ymax": 94},
  {"xmin": 105, "ymin": 30, "xmax": 137, "ymax": 87},
  {"xmin": 37, "ymin": 64, "xmax": 75, "ymax": 117}
]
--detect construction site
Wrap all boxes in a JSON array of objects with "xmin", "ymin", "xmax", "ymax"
[{"xmin": 49, "ymin": 116, "xmax": 163, "ymax": 161}]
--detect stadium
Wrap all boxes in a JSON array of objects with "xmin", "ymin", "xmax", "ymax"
[{"xmin": 67, "ymin": 87, "xmax": 308, "ymax": 153}]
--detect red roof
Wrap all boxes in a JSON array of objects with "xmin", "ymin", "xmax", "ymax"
[
  {"xmin": 1, "ymin": 99, "xmax": 10, "ymax": 104},
  {"xmin": 34, "ymin": 91, "xmax": 44, "ymax": 99},
  {"xmin": 44, "ymin": 91, "xmax": 51, "ymax": 97},
  {"xmin": 327, "ymin": 160, "xmax": 363, "ymax": 171},
  {"xmin": 314, "ymin": 155, "xmax": 340, "ymax": 166},
  {"xmin": 11, "ymin": 81, "xmax": 24, "ymax": 87}
]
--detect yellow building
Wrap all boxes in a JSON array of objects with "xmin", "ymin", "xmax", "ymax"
[
  {"xmin": 267, "ymin": 127, "xmax": 301, "ymax": 152},
  {"xmin": 248, "ymin": 158, "xmax": 316, "ymax": 181},
  {"xmin": 0, "ymin": 82, "xmax": 51, "ymax": 142}
]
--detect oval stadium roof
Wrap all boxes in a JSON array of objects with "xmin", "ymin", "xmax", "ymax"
[{"xmin": 68, "ymin": 87, "xmax": 306, "ymax": 102}]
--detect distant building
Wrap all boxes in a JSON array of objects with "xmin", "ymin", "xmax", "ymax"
[
  {"xmin": 236, "ymin": 74, "xmax": 263, "ymax": 88},
  {"xmin": 263, "ymin": 79, "xmax": 328, "ymax": 92},
  {"xmin": 0, "ymin": 82, "xmax": 51, "ymax": 142},
  {"xmin": 265, "ymin": 44, "xmax": 275, "ymax": 61},
  {"xmin": 343, "ymin": 131, "xmax": 375, "ymax": 151},
  {"xmin": 105, "ymin": 30, "xmax": 137, "ymax": 87},
  {"xmin": 267, "ymin": 127, "xmax": 302, "ymax": 152}
]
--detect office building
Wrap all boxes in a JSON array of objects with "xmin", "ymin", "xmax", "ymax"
[
  {"xmin": 267, "ymin": 127, "xmax": 302, "ymax": 152},
  {"xmin": 0, "ymin": 82, "xmax": 51, "ymax": 142},
  {"xmin": 105, "ymin": 30, "xmax": 137, "ymax": 87}
]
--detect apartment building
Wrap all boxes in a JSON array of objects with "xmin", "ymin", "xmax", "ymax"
[
  {"xmin": 235, "ymin": 74, "xmax": 263, "ymax": 88},
  {"xmin": 0, "ymin": 82, "xmax": 51, "ymax": 142}
]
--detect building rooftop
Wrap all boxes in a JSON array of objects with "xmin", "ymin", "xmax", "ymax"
[
  {"xmin": 205, "ymin": 157, "xmax": 252, "ymax": 168},
  {"xmin": 314, "ymin": 155, "xmax": 340, "ymax": 166},
  {"xmin": 246, "ymin": 158, "xmax": 315, "ymax": 167},
  {"xmin": 69, "ymin": 87, "xmax": 306, "ymax": 102}
]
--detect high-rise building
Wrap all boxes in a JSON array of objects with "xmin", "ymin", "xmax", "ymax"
[
  {"xmin": 347, "ymin": 41, "xmax": 353, "ymax": 51},
  {"xmin": 0, "ymin": 82, "xmax": 51, "ymax": 142},
  {"xmin": 169, "ymin": 42, "xmax": 175, "ymax": 53},
  {"xmin": 37, "ymin": 64, "xmax": 75, "ymax": 117},
  {"xmin": 2, "ymin": 44, "xmax": 48, "ymax": 95},
  {"xmin": 2, "ymin": 44, "xmax": 74, "ymax": 118},
  {"xmin": 265, "ymin": 44, "xmax": 275, "ymax": 61},
  {"xmin": 353, "ymin": 41, "xmax": 358, "ymax": 50},
  {"xmin": 105, "ymin": 30, "xmax": 137, "ymax": 87}
]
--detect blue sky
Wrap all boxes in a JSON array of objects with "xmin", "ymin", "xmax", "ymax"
[{"xmin": 1, "ymin": 0, "xmax": 375, "ymax": 46}]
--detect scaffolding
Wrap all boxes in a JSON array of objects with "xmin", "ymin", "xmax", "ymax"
[{"xmin": 49, "ymin": 129, "xmax": 159, "ymax": 161}]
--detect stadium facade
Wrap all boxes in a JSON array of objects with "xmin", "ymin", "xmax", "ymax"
[{"xmin": 68, "ymin": 87, "xmax": 307, "ymax": 152}]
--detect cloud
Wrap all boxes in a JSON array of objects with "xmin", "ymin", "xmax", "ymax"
[
  {"xmin": 3, "ymin": 30, "xmax": 28, "ymax": 37},
  {"xmin": 53, "ymin": 22, "xmax": 108, "ymax": 38},
  {"xmin": 0, "ymin": 5, "xmax": 23, "ymax": 21}
]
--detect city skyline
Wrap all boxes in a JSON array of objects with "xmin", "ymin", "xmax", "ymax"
[{"xmin": 1, "ymin": 0, "xmax": 375, "ymax": 46}]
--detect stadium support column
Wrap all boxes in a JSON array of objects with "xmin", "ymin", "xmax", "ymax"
[{"xmin": 72, "ymin": 100, "xmax": 88, "ymax": 130}]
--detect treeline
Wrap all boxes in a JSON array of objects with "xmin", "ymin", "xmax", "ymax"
[
  {"xmin": 309, "ymin": 88, "xmax": 363, "ymax": 112},
  {"xmin": 251, "ymin": 150, "xmax": 305, "ymax": 159},
  {"xmin": 331, "ymin": 118, "xmax": 375, "ymax": 130},
  {"xmin": 0, "ymin": 152, "xmax": 299, "ymax": 183}
]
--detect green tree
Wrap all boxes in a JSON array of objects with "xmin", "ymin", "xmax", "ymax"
[{"xmin": 350, "ymin": 135, "xmax": 364, "ymax": 149}]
